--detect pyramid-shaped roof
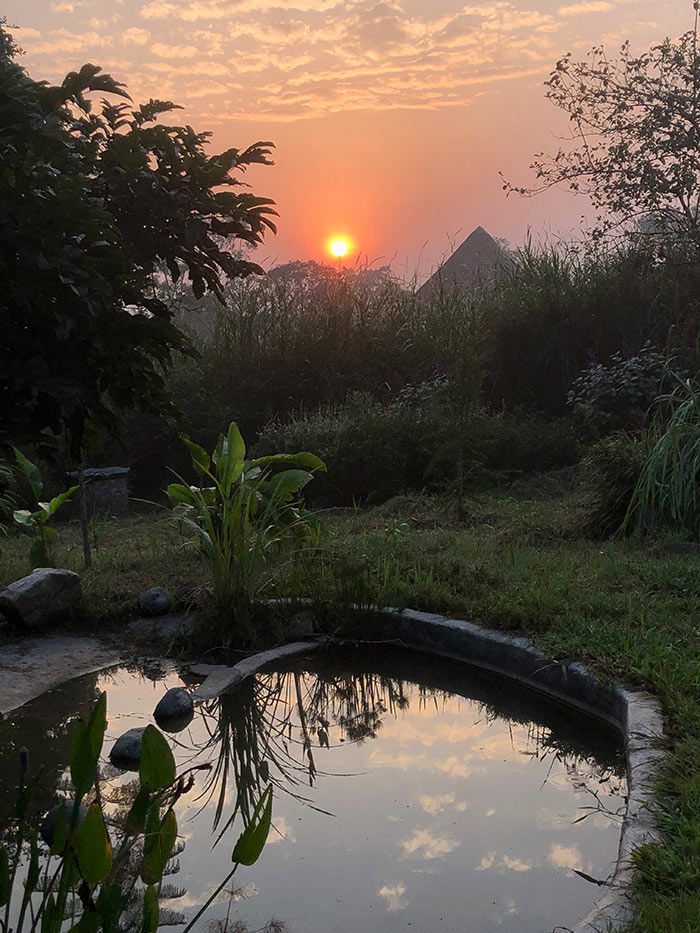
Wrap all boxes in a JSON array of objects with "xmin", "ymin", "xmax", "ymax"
[{"xmin": 417, "ymin": 226, "xmax": 505, "ymax": 299}]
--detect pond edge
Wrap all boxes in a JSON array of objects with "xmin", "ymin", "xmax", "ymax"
[{"xmin": 192, "ymin": 608, "xmax": 666, "ymax": 933}]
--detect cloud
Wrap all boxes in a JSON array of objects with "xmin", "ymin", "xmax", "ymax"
[
  {"xmin": 122, "ymin": 27, "xmax": 151, "ymax": 45},
  {"xmin": 559, "ymin": 0, "xmax": 613, "ymax": 14},
  {"xmin": 27, "ymin": 29, "xmax": 113, "ymax": 55},
  {"xmin": 400, "ymin": 829, "xmax": 461, "ymax": 860},
  {"xmin": 419, "ymin": 793, "xmax": 456, "ymax": 816},
  {"xmin": 150, "ymin": 42, "xmax": 199, "ymax": 59},
  {"xmin": 378, "ymin": 883, "xmax": 408, "ymax": 912}
]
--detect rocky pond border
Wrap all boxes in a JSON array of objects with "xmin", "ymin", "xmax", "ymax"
[{"xmin": 189, "ymin": 607, "xmax": 666, "ymax": 933}]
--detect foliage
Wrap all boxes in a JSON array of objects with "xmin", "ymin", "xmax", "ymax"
[
  {"xmin": 11, "ymin": 449, "xmax": 78, "ymax": 568},
  {"xmin": 627, "ymin": 375, "xmax": 700, "ymax": 536},
  {"xmin": 0, "ymin": 22, "xmax": 276, "ymax": 456},
  {"xmin": 477, "ymin": 242, "xmax": 700, "ymax": 413},
  {"xmin": 504, "ymin": 15, "xmax": 700, "ymax": 248},
  {"xmin": 166, "ymin": 422, "xmax": 325, "ymax": 642},
  {"xmin": 567, "ymin": 342, "xmax": 674, "ymax": 434},
  {"xmin": 0, "ymin": 458, "xmax": 18, "ymax": 537},
  {"xmin": 0, "ymin": 694, "xmax": 272, "ymax": 933},
  {"xmin": 255, "ymin": 394, "xmax": 578, "ymax": 507},
  {"xmin": 575, "ymin": 432, "xmax": 652, "ymax": 537}
]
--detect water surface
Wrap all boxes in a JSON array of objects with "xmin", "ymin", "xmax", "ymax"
[{"xmin": 0, "ymin": 647, "xmax": 626, "ymax": 932}]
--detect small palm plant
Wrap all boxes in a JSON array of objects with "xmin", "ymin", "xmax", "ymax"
[{"xmin": 166, "ymin": 422, "xmax": 325, "ymax": 642}]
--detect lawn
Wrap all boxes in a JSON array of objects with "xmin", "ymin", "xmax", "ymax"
[{"xmin": 1, "ymin": 480, "xmax": 699, "ymax": 930}]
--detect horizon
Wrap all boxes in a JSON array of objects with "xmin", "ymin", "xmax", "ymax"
[{"xmin": 2, "ymin": 0, "xmax": 691, "ymax": 279}]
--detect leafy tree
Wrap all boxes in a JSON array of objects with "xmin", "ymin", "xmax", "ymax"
[
  {"xmin": 504, "ymin": 9, "xmax": 700, "ymax": 249},
  {"xmin": 0, "ymin": 21, "xmax": 277, "ymax": 456}
]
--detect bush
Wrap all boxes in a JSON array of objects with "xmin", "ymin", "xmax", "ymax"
[
  {"xmin": 567, "ymin": 342, "xmax": 675, "ymax": 434},
  {"xmin": 575, "ymin": 432, "xmax": 652, "ymax": 537},
  {"xmin": 255, "ymin": 394, "xmax": 578, "ymax": 506}
]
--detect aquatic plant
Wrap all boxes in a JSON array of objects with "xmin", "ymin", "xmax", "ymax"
[
  {"xmin": 0, "ymin": 693, "xmax": 272, "ymax": 933},
  {"xmin": 166, "ymin": 421, "xmax": 326, "ymax": 643}
]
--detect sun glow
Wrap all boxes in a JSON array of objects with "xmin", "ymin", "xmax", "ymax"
[{"xmin": 329, "ymin": 238, "xmax": 349, "ymax": 258}]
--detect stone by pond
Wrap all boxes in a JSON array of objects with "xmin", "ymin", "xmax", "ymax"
[{"xmin": 0, "ymin": 648, "xmax": 627, "ymax": 932}]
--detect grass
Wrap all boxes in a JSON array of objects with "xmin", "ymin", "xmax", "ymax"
[{"xmin": 1, "ymin": 479, "xmax": 700, "ymax": 929}]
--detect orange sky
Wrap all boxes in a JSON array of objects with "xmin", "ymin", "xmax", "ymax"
[{"xmin": 3, "ymin": 0, "xmax": 691, "ymax": 279}]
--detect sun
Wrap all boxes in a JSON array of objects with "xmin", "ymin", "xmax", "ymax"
[{"xmin": 329, "ymin": 238, "xmax": 349, "ymax": 258}]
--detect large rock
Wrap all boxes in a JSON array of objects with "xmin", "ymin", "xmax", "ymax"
[
  {"xmin": 40, "ymin": 800, "xmax": 88, "ymax": 850},
  {"xmin": 0, "ymin": 569, "xmax": 81, "ymax": 629},
  {"xmin": 154, "ymin": 687, "xmax": 194, "ymax": 733},
  {"xmin": 138, "ymin": 586, "xmax": 173, "ymax": 617},
  {"xmin": 127, "ymin": 614, "xmax": 196, "ymax": 647},
  {"xmin": 109, "ymin": 727, "xmax": 146, "ymax": 771}
]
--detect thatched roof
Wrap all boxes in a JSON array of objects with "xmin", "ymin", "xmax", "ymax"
[{"xmin": 417, "ymin": 226, "xmax": 505, "ymax": 299}]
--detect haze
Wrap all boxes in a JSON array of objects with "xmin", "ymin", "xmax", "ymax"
[{"xmin": 3, "ymin": 0, "xmax": 690, "ymax": 276}]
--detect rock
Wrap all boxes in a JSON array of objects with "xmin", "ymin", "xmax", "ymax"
[
  {"xmin": 154, "ymin": 687, "xmax": 194, "ymax": 733},
  {"xmin": 288, "ymin": 610, "xmax": 315, "ymax": 639},
  {"xmin": 109, "ymin": 727, "xmax": 147, "ymax": 771},
  {"xmin": 40, "ymin": 800, "xmax": 88, "ymax": 849},
  {"xmin": 127, "ymin": 614, "xmax": 196, "ymax": 647},
  {"xmin": 138, "ymin": 586, "xmax": 173, "ymax": 617},
  {"xmin": 0, "ymin": 569, "xmax": 81, "ymax": 629}
]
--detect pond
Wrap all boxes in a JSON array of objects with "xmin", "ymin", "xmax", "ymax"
[{"xmin": 0, "ymin": 646, "xmax": 626, "ymax": 932}]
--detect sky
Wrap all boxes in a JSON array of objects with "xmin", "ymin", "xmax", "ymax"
[{"xmin": 2, "ymin": 0, "xmax": 692, "ymax": 278}]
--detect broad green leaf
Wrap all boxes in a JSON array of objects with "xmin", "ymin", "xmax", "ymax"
[
  {"xmin": 251, "ymin": 452, "xmax": 326, "ymax": 473},
  {"xmin": 141, "ymin": 885, "xmax": 159, "ymax": 933},
  {"xmin": 48, "ymin": 485, "xmax": 79, "ymax": 516},
  {"xmin": 96, "ymin": 883, "xmax": 127, "ymax": 933},
  {"xmin": 183, "ymin": 437, "xmax": 210, "ymax": 478},
  {"xmin": 13, "ymin": 448, "xmax": 43, "ymax": 499},
  {"xmin": 77, "ymin": 803, "xmax": 113, "ymax": 884},
  {"xmin": 13, "ymin": 509, "xmax": 35, "ymax": 526},
  {"xmin": 49, "ymin": 806, "xmax": 69, "ymax": 856},
  {"xmin": 42, "ymin": 893, "xmax": 57, "ymax": 933},
  {"xmin": 87, "ymin": 692, "xmax": 107, "ymax": 760},
  {"xmin": 71, "ymin": 721, "xmax": 97, "ymax": 800},
  {"xmin": 139, "ymin": 725, "xmax": 175, "ymax": 792},
  {"xmin": 125, "ymin": 787, "xmax": 151, "ymax": 836},
  {"xmin": 25, "ymin": 830, "xmax": 40, "ymax": 891},
  {"xmin": 141, "ymin": 808, "xmax": 177, "ymax": 884},
  {"xmin": 67, "ymin": 914, "xmax": 100, "ymax": 933},
  {"xmin": 0, "ymin": 845, "xmax": 9, "ymax": 907},
  {"xmin": 232, "ymin": 786, "xmax": 272, "ymax": 866},
  {"xmin": 166, "ymin": 483, "xmax": 196, "ymax": 506}
]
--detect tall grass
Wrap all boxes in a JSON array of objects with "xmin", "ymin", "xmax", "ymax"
[{"xmin": 627, "ymin": 376, "xmax": 700, "ymax": 537}]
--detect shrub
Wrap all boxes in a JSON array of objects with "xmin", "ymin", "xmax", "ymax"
[
  {"xmin": 575, "ymin": 432, "xmax": 652, "ymax": 537},
  {"xmin": 255, "ymin": 395, "xmax": 578, "ymax": 507},
  {"xmin": 567, "ymin": 342, "xmax": 675, "ymax": 434}
]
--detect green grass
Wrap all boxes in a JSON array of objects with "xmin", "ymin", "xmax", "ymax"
[{"xmin": 2, "ymin": 483, "xmax": 700, "ymax": 929}]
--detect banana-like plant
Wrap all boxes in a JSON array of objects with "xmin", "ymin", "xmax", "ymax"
[
  {"xmin": 166, "ymin": 422, "xmax": 326, "ymax": 642},
  {"xmin": 12, "ymin": 449, "xmax": 79, "ymax": 569}
]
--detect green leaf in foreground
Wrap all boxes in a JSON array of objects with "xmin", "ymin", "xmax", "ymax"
[
  {"xmin": 71, "ymin": 721, "xmax": 97, "ymax": 800},
  {"xmin": 139, "ymin": 725, "xmax": 175, "ymax": 792},
  {"xmin": 0, "ymin": 845, "xmax": 9, "ymax": 907},
  {"xmin": 141, "ymin": 885, "xmax": 159, "ymax": 933},
  {"xmin": 77, "ymin": 803, "xmax": 113, "ymax": 885},
  {"xmin": 232, "ymin": 786, "xmax": 273, "ymax": 866}
]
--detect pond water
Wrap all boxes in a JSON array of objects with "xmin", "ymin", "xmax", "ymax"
[{"xmin": 0, "ymin": 647, "xmax": 626, "ymax": 932}]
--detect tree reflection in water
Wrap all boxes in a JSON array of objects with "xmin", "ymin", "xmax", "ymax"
[{"xmin": 192, "ymin": 647, "xmax": 625, "ymax": 847}]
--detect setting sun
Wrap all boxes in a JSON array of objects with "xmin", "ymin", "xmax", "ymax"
[{"xmin": 330, "ymin": 239, "xmax": 349, "ymax": 258}]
